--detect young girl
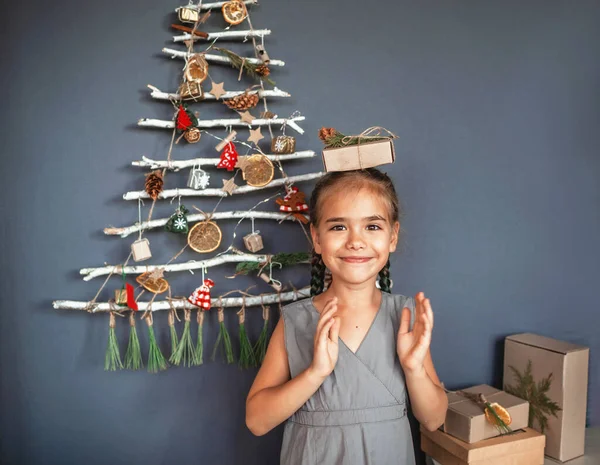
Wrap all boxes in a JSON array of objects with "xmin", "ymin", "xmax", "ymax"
[{"xmin": 246, "ymin": 168, "xmax": 448, "ymax": 464}]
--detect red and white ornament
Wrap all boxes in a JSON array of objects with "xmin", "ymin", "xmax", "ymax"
[
  {"xmin": 278, "ymin": 186, "xmax": 309, "ymax": 213},
  {"xmin": 188, "ymin": 278, "xmax": 215, "ymax": 310},
  {"xmin": 216, "ymin": 142, "xmax": 238, "ymax": 171}
]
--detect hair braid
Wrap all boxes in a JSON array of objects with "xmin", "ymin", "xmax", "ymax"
[
  {"xmin": 378, "ymin": 259, "xmax": 392, "ymax": 293},
  {"xmin": 310, "ymin": 251, "xmax": 326, "ymax": 296}
]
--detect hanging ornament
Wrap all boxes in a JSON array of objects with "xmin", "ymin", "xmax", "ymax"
[
  {"xmin": 176, "ymin": 104, "xmax": 198, "ymax": 132},
  {"xmin": 212, "ymin": 301, "xmax": 235, "ymax": 363},
  {"xmin": 188, "ymin": 221, "xmax": 222, "ymax": 253},
  {"xmin": 247, "ymin": 127, "xmax": 264, "ymax": 145},
  {"xmin": 217, "ymin": 142, "xmax": 239, "ymax": 171},
  {"xmin": 253, "ymin": 302, "xmax": 271, "ymax": 365},
  {"xmin": 184, "ymin": 54, "xmax": 209, "ymax": 83},
  {"xmin": 178, "ymin": 81, "xmax": 204, "ymax": 101},
  {"xmin": 188, "ymin": 278, "xmax": 215, "ymax": 310},
  {"xmin": 223, "ymin": 90, "xmax": 259, "ymax": 111},
  {"xmin": 221, "ymin": 177, "xmax": 238, "ymax": 195},
  {"xmin": 178, "ymin": 6, "xmax": 199, "ymax": 23},
  {"xmin": 136, "ymin": 269, "xmax": 169, "ymax": 294},
  {"xmin": 271, "ymin": 135, "xmax": 296, "ymax": 154},
  {"xmin": 124, "ymin": 312, "xmax": 143, "ymax": 371},
  {"xmin": 187, "ymin": 165, "xmax": 210, "ymax": 190},
  {"xmin": 215, "ymin": 130, "xmax": 237, "ymax": 151},
  {"xmin": 276, "ymin": 185, "xmax": 310, "ymax": 224},
  {"xmin": 255, "ymin": 44, "xmax": 270, "ymax": 64},
  {"xmin": 184, "ymin": 127, "xmax": 202, "ymax": 144},
  {"xmin": 125, "ymin": 282, "xmax": 139, "ymax": 311},
  {"xmin": 243, "ymin": 218, "xmax": 264, "ymax": 253},
  {"xmin": 165, "ymin": 205, "xmax": 189, "ymax": 233},
  {"xmin": 238, "ymin": 300, "xmax": 257, "ymax": 369},
  {"xmin": 115, "ymin": 288, "xmax": 127, "ymax": 305},
  {"xmin": 196, "ymin": 310, "xmax": 205, "ymax": 365},
  {"xmin": 238, "ymin": 110, "xmax": 255, "ymax": 125},
  {"xmin": 145, "ymin": 170, "xmax": 164, "ymax": 200},
  {"xmin": 208, "ymin": 81, "xmax": 226, "ymax": 100},
  {"xmin": 170, "ymin": 308, "xmax": 200, "ymax": 367},
  {"xmin": 131, "ymin": 237, "xmax": 152, "ymax": 262},
  {"xmin": 144, "ymin": 313, "xmax": 169, "ymax": 373},
  {"xmin": 242, "ymin": 154, "xmax": 274, "ymax": 187},
  {"xmin": 222, "ymin": 0, "xmax": 247, "ymax": 25},
  {"xmin": 258, "ymin": 261, "xmax": 282, "ymax": 291},
  {"xmin": 104, "ymin": 311, "xmax": 123, "ymax": 371}
]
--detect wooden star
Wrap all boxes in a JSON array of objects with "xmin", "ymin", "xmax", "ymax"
[
  {"xmin": 222, "ymin": 177, "xmax": 238, "ymax": 195},
  {"xmin": 148, "ymin": 268, "xmax": 165, "ymax": 280},
  {"xmin": 209, "ymin": 81, "xmax": 226, "ymax": 100},
  {"xmin": 238, "ymin": 110, "xmax": 255, "ymax": 125},
  {"xmin": 247, "ymin": 127, "xmax": 264, "ymax": 145},
  {"xmin": 235, "ymin": 156, "xmax": 250, "ymax": 171}
]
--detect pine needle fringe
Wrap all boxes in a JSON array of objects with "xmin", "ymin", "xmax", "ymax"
[
  {"xmin": 125, "ymin": 313, "xmax": 143, "ymax": 370},
  {"xmin": 104, "ymin": 313, "xmax": 123, "ymax": 371},
  {"xmin": 170, "ymin": 310, "xmax": 199, "ymax": 367},
  {"xmin": 195, "ymin": 311, "xmax": 205, "ymax": 366},
  {"xmin": 238, "ymin": 323, "xmax": 256, "ymax": 369},
  {"xmin": 212, "ymin": 309, "xmax": 234, "ymax": 364},
  {"xmin": 253, "ymin": 318, "xmax": 269, "ymax": 365},
  {"xmin": 146, "ymin": 316, "xmax": 168, "ymax": 373}
]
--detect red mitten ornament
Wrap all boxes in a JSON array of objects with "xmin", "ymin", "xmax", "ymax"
[
  {"xmin": 217, "ymin": 142, "xmax": 238, "ymax": 171},
  {"xmin": 176, "ymin": 104, "xmax": 198, "ymax": 132},
  {"xmin": 188, "ymin": 278, "xmax": 215, "ymax": 310}
]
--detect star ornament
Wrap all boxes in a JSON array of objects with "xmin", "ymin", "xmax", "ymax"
[
  {"xmin": 209, "ymin": 81, "xmax": 226, "ymax": 100},
  {"xmin": 247, "ymin": 127, "xmax": 264, "ymax": 145},
  {"xmin": 222, "ymin": 177, "xmax": 238, "ymax": 195},
  {"xmin": 238, "ymin": 110, "xmax": 255, "ymax": 125}
]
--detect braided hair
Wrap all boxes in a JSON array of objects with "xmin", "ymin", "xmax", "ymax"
[{"xmin": 309, "ymin": 169, "xmax": 402, "ymax": 296}]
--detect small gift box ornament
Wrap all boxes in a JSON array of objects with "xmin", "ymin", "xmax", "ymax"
[
  {"xmin": 178, "ymin": 81, "xmax": 204, "ymax": 101},
  {"xmin": 165, "ymin": 205, "xmax": 189, "ymax": 234},
  {"xmin": 188, "ymin": 278, "xmax": 215, "ymax": 310},
  {"xmin": 115, "ymin": 289, "xmax": 127, "ymax": 305},
  {"xmin": 271, "ymin": 135, "xmax": 296, "ymax": 154},
  {"xmin": 178, "ymin": 6, "xmax": 199, "ymax": 23},
  {"xmin": 187, "ymin": 165, "xmax": 210, "ymax": 190},
  {"xmin": 131, "ymin": 238, "xmax": 151, "ymax": 262},
  {"xmin": 319, "ymin": 127, "xmax": 397, "ymax": 172},
  {"xmin": 243, "ymin": 218, "xmax": 263, "ymax": 252}
]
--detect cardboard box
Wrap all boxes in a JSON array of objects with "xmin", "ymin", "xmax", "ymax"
[
  {"xmin": 321, "ymin": 139, "xmax": 395, "ymax": 172},
  {"xmin": 421, "ymin": 426, "xmax": 545, "ymax": 465},
  {"xmin": 443, "ymin": 384, "xmax": 529, "ymax": 443},
  {"xmin": 503, "ymin": 333, "xmax": 589, "ymax": 462}
]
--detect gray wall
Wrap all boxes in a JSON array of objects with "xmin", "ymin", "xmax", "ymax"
[{"xmin": 1, "ymin": 0, "xmax": 598, "ymax": 464}]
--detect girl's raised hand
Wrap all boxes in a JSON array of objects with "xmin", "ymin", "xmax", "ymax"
[
  {"xmin": 308, "ymin": 297, "xmax": 341, "ymax": 380},
  {"xmin": 397, "ymin": 292, "xmax": 434, "ymax": 376}
]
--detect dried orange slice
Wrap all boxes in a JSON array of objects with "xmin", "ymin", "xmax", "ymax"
[
  {"xmin": 188, "ymin": 221, "xmax": 222, "ymax": 253},
  {"xmin": 222, "ymin": 1, "xmax": 247, "ymax": 25},
  {"xmin": 184, "ymin": 54, "xmax": 208, "ymax": 83},
  {"xmin": 242, "ymin": 154, "xmax": 274, "ymax": 187},
  {"xmin": 136, "ymin": 272, "xmax": 169, "ymax": 294},
  {"xmin": 484, "ymin": 402, "xmax": 512, "ymax": 426}
]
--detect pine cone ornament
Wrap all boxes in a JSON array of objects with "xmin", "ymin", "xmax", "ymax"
[
  {"xmin": 223, "ymin": 91, "xmax": 259, "ymax": 110},
  {"xmin": 255, "ymin": 64, "xmax": 270, "ymax": 77},
  {"xmin": 145, "ymin": 170, "xmax": 164, "ymax": 200},
  {"xmin": 318, "ymin": 127, "xmax": 338, "ymax": 144}
]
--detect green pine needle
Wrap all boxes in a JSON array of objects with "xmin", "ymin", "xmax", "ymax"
[
  {"xmin": 170, "ymin": 320, "xmax": 199, "ymax": 367},
  {"xmin": 169, "ymin": 323, "xmax": 179, "ymax": 358},
  {"xmin": 147, "ymin": 325, "xmax": 168, "ymax": 373},
  {"xmin": 104, "ymin": 326, "xmax": 123, "ymax": 371},
  {"xmin": 124, "ymin": 321, "xmax": 143, "ymax": 371},
  {"xmin": 238, "ymin": 323, "xmax": 257, "ymax": 369},
  {"xmin": 253, "ymin": 319, "xmax": 270, "ymax": 365},
  {"xmin": 484, "ymin": 402, "xmax": 512, "ymax": 435},
  {"xmin": 235, "ymin": 252, "xmax": 310, "ymax": 275},
  {"xmin": 195, "ymin": 321, "xmax": 204, "ymax": 366},
  {"xmin": 212, "ymin": 321, "xmax": 235, "ymax": 364}
]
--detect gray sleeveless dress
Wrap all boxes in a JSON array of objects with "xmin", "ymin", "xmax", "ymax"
[{"xmin": 280, "ymin": 292, "xmax": 417, "ymax": 465}]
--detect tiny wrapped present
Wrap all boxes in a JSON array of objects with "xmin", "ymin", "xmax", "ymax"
[
  {"xmin": 443, "ymin": 384, "xmax": 529, "ymax": 443},
  {"xmin": 421, "ymin": 426, "xmax": 545, "ymax": 465},
  {"xmin": 319, "ymin": 127, "xmax": 396, "ymax": 172}
]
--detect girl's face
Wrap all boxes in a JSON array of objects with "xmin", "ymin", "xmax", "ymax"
[{"xmin": 310, "ymin": 186, "xmax": 400, "ymax": 288}]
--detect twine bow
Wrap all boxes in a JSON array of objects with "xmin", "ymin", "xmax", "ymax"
[{"xmin": 340, "ymin": 126, "xmax": 398, "ymax": 170}]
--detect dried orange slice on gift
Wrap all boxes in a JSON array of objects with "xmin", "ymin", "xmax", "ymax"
[
  {"xmin": 484, "ymin": 402, "xmax": 512, "ymax": 426},
  {"xmin": 136, "ymin": 271, "xmax": 169, "ymax": 294},
  {"xmin": 242, "ymin": 154, "xmax": 274, "ymax": 187},
  {"xmin": 222, "ymin": 1, "xmax": 247, "ymax": 25},
  {"xmin": 188, "ymin": 221, "xmax": 222, "ymax": 253}
]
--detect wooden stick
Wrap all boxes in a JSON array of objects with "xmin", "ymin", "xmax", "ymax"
[
  {"xmin": 173, "ymin": 29, "xmax": 270, "ymax": 43},
  {"xmin": 53, "ymin": 286, "xmax": 310, "ymax": 313},
  {"xmin": 162, "ymin": 48, "xmax": 285, "ymax": 67},
  {"xmin": 104, "ymin": 210, "xmax": 308, "ymax": 238},
  {"xmin": 147, "ymin": 84, "xmax": 289, "ymax": 102},
  {"xmin": 132, "ymin": 151, "xmax": 316, "ymax": 171},
  {"xmin": 170, "ymin": 24, "xmax": 209, "ymax": 38},
  {"xmin": 175, "ymin": 0, "xmax": 257, "ymax": 12},
  {"xmin": 137, "ymin": 115, "xmax": 305, "ymax": 134},
  {"xmin": 123, "ymin": 172, "xmax": 323, "ymax": 201},
  {"xmin": 80, "ymin": 252, "xmax": 310, "ymax": 281}
]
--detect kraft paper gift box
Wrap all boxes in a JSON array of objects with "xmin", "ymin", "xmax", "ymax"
[
  {"xmin": 421, "ymin": 426, "xmax": 545, "ymax": 465},
  {"xmin": 443, "ymin": 384, "xmax": 529, "ymax": 443},
  {"xmin": 503, "ymin": 333, "xmax": 589, "ymax": 463},
  {"xmin": 321, "ymin": 139, "xmax": 395, "ymax": 172}
]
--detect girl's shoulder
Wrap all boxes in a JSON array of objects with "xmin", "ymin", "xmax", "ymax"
[{"xmin": 280, "ymin": 296, "xmax": 316, "ymax": 326}]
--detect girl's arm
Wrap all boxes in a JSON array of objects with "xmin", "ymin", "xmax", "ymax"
[{"xmin": 246, "ymin": 299, "xmax": 340, "ymax": 436}]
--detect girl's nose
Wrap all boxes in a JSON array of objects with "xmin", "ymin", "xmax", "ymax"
[{"xmin": 346, "ymin": 230, "xmax": 366, "ymax": 250}]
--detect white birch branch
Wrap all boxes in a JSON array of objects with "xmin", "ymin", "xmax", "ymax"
[
  {"xmin": 162, "ymin": 48, "xmax": 285, "ymax": 67},
  {"xmin": 137, "ymin": 115, "xmax": 305, "ymax": 134},
  {"xmin": 105, "ymin": 210, "xmax": 308, "ymax": 238},
  {"xmin": 173, "ymin": 29, "xmax": 271, "ymax": 43},
  {"xmin": 53, "ymin": 286, "xmax": 310, "ymax": 313},
  {"xmin": 123, "ymin": 172, "xmax": 323, "ymax": 201},
  {"xmin": 132, "ymin": 151, "xmax": 316, "ymax": 170},
  {"xmin": 147, "ymin": 84, "xmax": 290, "ymax": 102},
  {"xmin": 176, "ymin": 0, "xmax": 257, "ymax": 12},
  {"xmin": 80, "ymin": 252, "xmax": 309, "ymax": 281}
]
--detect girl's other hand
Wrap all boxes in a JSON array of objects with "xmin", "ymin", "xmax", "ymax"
[
  {"xmin": 308, "ymin": 297, "xmax": 340, "ymax": 380},
  {"xmin": 397, "ymin": 292, "xmax": 434, "ymax": 376}
]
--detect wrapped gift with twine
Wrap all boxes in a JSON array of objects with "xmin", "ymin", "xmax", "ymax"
[
  {"xmin": 443, "ymin": 384, "xmax": 529, "ymax": 443},
  {"xmin": 319, "ymin": 126, "xmax": 397, "ymax": 172}
]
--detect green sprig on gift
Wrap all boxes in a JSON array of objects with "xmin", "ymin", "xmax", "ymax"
[
  {"xmin": 214, "ymin": 47, "xmax": 275, "ymax": 86},
  {"xmin": 318, "ymin": 127, "xmax": 391, "ymax": 148},
  {"xmin": 505, "ymin": 360, "xmax": 562, "ymax": 433},
  {"xmin": 235, "ymin": 252, "xmax": 310, "ymax": 275}
]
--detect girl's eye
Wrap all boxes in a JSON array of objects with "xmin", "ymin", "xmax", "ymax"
[
  {"xmin": 366, "ymin": 224, "xmax": 382, "ymax": 230},
  {"xmin": 330, "ymin": 224, "xmax": 346, "ymax": 231}
]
